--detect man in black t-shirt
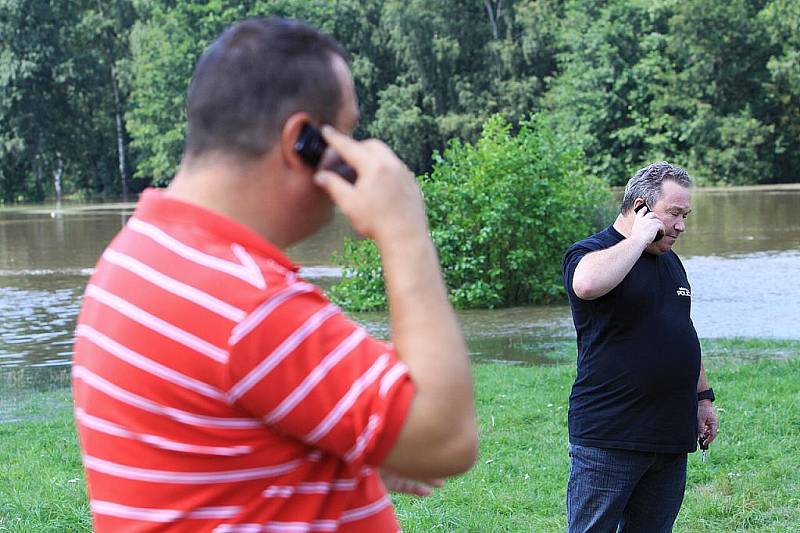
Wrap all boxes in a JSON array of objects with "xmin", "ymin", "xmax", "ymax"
[{"xmin": 562, "ymin": 162, "xmax": 719, "ymax": 532}]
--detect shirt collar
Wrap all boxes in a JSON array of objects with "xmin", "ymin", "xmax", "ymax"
[{"xmin": 132, "ymin": 188, "xmax": 299, "ymax": 272}]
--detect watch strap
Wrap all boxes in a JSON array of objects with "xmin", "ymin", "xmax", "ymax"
[{"xmin": 697, "ymin": 388, "xmax": 715, "ymax": 402}]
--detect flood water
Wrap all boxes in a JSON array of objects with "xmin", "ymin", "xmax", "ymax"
[{"xmin": 1, "ymin": 185, "xmax": 799, "ymax": 390}]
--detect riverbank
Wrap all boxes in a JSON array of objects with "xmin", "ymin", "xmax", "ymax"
[{"xmin": 2, "ymin": 339, "xmax": 799, "ymax": 532}]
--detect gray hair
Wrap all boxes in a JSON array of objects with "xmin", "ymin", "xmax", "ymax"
[{"xmin": 620, "ymin": 161, "xmax": 692, "ymax": 213}]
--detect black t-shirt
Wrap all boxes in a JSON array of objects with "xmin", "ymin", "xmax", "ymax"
[{"xmin": 562, "ymin": 225, "xmax": 701, "ymax": 453}]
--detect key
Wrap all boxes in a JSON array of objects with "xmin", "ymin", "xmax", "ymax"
[{"xmin": 699, "ymin": 437, "xmax": 708, "ymax": 463}]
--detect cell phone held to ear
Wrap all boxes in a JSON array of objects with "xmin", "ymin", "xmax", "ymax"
[
  {"xmin": 634, "ymin": 202, "xmax": 664, "ymax": 242},
  {"xmin": 293, "ymin": 124, "xmax": 357, "ymax": 184}
]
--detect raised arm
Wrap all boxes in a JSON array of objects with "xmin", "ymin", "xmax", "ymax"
[
  {"xmin": 314, "ymin": 126, "xmax": 478, "ymax": 479},
  {"xmin": 572, "ymin": 207, "xmax": 662, "ymax": 300}
]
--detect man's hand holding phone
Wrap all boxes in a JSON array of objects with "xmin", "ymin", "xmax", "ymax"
[
  {"xmin": 312, "ymin": 125, "xmax": 479, "ymax": 480},
  {"xmin": 633, "ymin": 201, "xmax": 665, "ymax": 245},
  {"xmin": 312, "ymin": 125, "xmax": 428, "ymax": 244},
  {"xmin": 294, "ymin": 124, "xmax": 357, "ymax": 183}
]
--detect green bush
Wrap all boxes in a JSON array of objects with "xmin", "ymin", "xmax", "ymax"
[{"xmin": 330, "ymin": 115, "xmax": 613, "ymax": 311}]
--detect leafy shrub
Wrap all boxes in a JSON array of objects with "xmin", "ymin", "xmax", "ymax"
[{"xmin": 329, "ymin": 115, "xmax": 613, "ymax": 311}]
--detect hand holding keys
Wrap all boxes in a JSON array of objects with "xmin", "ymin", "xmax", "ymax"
[{"xmin": 699, "ymin": 436, "xmax": 709, "ymax": 463}]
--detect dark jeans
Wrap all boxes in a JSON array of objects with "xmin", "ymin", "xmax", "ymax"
[{"xmin": 567, "ymin": 444, "xmax": 687, "ymax": 533}]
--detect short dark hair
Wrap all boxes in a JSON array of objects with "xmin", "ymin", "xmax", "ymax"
[
  {"xmin": 620, "ymin": 161, "xmax": 692, "ymax": 213},
  {"xmin": 184, "ymin": 17, "xmax": 347, "ymax": 159}
]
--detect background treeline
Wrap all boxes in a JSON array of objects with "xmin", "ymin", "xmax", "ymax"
[{"xmin": 1, "ymin": 0, "xmax": 798, "ymax": 203}]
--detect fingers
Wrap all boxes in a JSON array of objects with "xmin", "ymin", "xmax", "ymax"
[
  {"xmin": 706, "ymin": 415, "xmax": 719, "ymax": 444},
  {"xmin": 314, "ymin": 169, "xmax": 354, "ymax": 204},
  {"xmin": 698, "ymin": 409, "xmax": 719, "ymax": 446},
  {"xmin": 313, "ymin": 127, "xmax": 424, "ymax": 242},
  {"xmin": 427, "ymin": 478, "xmax": 445, "ymax": 488},
  {"xmin": 380, "ymin": 471, "xmax": 442, "ymax": 497},
  {"xmin": 638, "ymin": 208, "xmax": 657, "ymax": 222},
  {"xmin": 319, "ymin": 125, "xmax": 368, "ymax": 168},
  {"xmin": 400, "ymin": 481, "xmax": 433, "ymax": 497},
  {"xmin": 634, "ymin": 200, "xmax": 652, "ymax": 218}
]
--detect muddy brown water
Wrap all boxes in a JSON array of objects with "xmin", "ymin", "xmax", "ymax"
[{"xmin": 1, "ymin": 185, "xmax": 798, "ymax": 391}]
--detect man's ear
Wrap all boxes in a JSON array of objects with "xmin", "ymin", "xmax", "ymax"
[{"xmin": 280, "ymin": 113, "xmax": 314, "ymax": 173}]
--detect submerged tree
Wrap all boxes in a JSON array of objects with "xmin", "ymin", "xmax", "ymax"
[{"xmin": 330, "ymin": 115, "xmax": 613, "ymax": 311}]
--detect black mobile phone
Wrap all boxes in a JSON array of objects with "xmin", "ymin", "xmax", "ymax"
[
  {"xmin": 634, "ymin": 202, "xmax": 664, "ymax": 242},
  {"xmin": 293, "ymin": 124, "xmax": 357, "ymax": 183}
]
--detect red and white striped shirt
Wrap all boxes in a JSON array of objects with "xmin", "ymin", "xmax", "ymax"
[{"xmin": 72, "ymin": 189, "xmax": 415, "ymax": 532}]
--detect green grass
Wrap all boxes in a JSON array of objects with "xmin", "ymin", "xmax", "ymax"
[
  {"xmin": 395, "ymin": 355, "xmax": 800, "ymax": 532},
  {"xmin": 0, "ymin": 390, "xmax": 91, "ymax": 532},
  {"xmin": 1, "ymin": 340, "xmax": 799, "ymax": 532}
]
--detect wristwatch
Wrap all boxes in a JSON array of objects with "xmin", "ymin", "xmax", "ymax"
[{"xmin": 697, "ymin": 388, "xmax": 715, "ymax": 402}]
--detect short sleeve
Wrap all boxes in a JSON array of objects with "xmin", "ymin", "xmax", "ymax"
[
  {"xmin": 225, "ymin": 283, "xmax": 415, "ymax": 468},
  {"xmin": 562, "ymin": 243, "xmax": 593, "ymax": 299}
]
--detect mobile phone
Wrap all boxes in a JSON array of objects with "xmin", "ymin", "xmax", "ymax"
[
  {"xmin": 293, "ymin": 123, "xmax": 357, "ymax": 183},
  {"xmin": 634, "ymin": 202, "xmax": 664, "ymax": 242}
]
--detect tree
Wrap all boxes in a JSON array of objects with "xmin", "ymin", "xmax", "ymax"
[
  {"xmin": 330, "ymin": 115, "xmax": 613, "ymax": 311},
  {"xmin": 3, "ymin": 0, "xmax": 797, "ymax": 200},
  {"xmin": 125, "ymin": 0, "xmax": 374, "ymax": 183},
  {"xmin": 374, "ymin": 0, "xmax": 561, "ymax": 174},
  {"xmin": 0, "ymin": 0, "xmax": 139, "ymax": 202},
  {"xmin": 545, "ymin": 0, "xmax": 677, "ymax": 184},
  {"xmin": 761, "ymin": 0, "xmax": 800, "ymax": 182},
  {"xmin": 0, "ymin": 0, "xmax": 78, "ymax": 201},
  {"xmin": 75, "ymin": 1, "xmax": 138, "ymax": 197},
  {"xmin": 666, "ymin": 0, "xmax": 776, "ymax": 184},
  {"xmin": 127, "ymin": 1, "xmax": 251, "ymax": 184}
]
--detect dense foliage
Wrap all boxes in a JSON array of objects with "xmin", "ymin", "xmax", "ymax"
[
  {"xmin": 545, "ymin": 0, "xmax": 791, "ymax": 185},
  {"xmin": 1, "ymin": 0, "xmax": 799, "ymax": 202},
  {"xmin": 0, "ymin": 0, "xmax": 138, "ymax": 201},
  {"xmin": 330, "ymin": 115, "xmax": 613, "ymax": 310}
]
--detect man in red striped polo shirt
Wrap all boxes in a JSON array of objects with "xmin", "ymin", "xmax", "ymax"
[{"xmin": 72, "ymin": 17, "xmax": 478, "ymax": 532}]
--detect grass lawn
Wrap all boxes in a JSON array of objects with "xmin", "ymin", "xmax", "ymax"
[{"xmin": 1, "ymin": 339, "xmax": 798, "ymax": 532}]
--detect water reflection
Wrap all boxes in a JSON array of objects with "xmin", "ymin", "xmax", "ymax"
[
  {"xmin": 0, "ymin": 276, "xmax": 84, "ymax": 368},
  {"xmin": 1, "ymin": 186, "xmax": 799, "ymax": 385},
  {"xmin": 664, "ymin": 186, "xmax": 800, "ymax": 257},
  {"xmin": 684, "ymin": 251, "xmax": 800, "ymax": 338},
  {"xmin": 0, "ymin": 204, "xmax": 134, "ymax": 272}
]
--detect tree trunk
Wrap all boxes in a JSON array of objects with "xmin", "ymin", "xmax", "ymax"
[
  {"xmin": 484, "ymin": 0, "xmax": 501, "ymax": 41},
  {"xmin": 53, "ymin": 152, "xmax": 64, "ymax": 205},
  {"xmin": 483, "ymin": 0, "xmax": 503, "ymax": 74},
  {"xmin": 34, "ymin": 155, "xmax": 45, "ymax": 201},
  {"xmin": 111, "ymin": 65, "xmax": 129, "ymax": 198}
]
